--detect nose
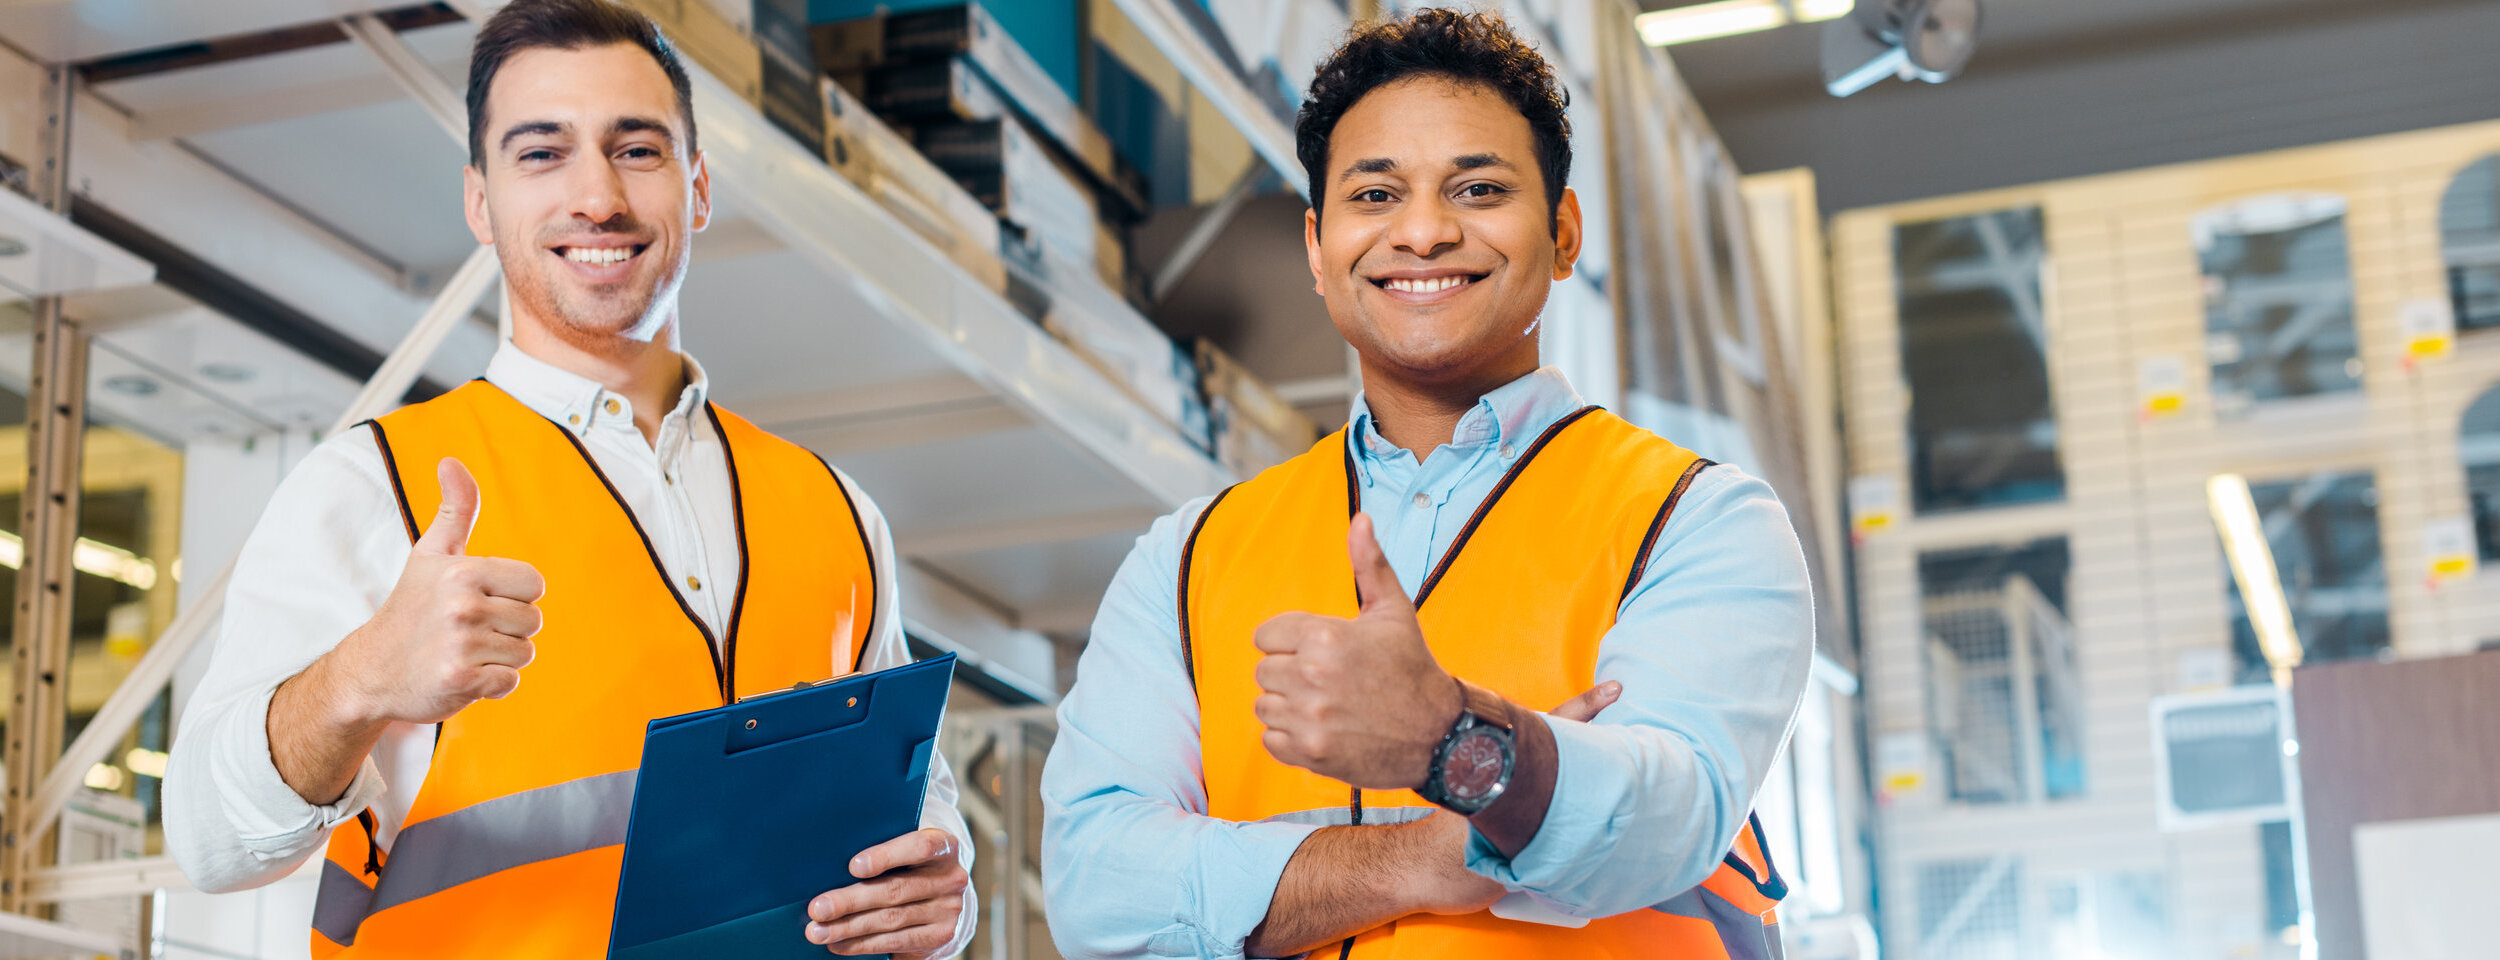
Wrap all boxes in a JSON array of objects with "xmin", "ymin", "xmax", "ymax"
[
  {"xmin": 566, "ymin": 151, "xmax": 630, "ymax": 226},
  {"xmin": 1385, "ymin": 192, "xmax": 1463, "ymax": 259}
]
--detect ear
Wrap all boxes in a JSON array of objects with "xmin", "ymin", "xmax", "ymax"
[
  {"xmin": 1304, "ymin": 206, "xmax": 1325, "ymax": 297},
  {"xmin": 1551, "ymin": 186, "xmax": 1584, "ymax": 282},
  {"xmin": 688, "ymin": 149, "xmax": 713, "ymax": 234},
  {"xmin": 462, "ymin": 164, "xmax": 495, "ymax": 246}
]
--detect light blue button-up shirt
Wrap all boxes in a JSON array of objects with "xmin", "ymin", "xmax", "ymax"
[{"xmin": 1040, "ymin": 368, "xmax": 1814, "ymax": 959}]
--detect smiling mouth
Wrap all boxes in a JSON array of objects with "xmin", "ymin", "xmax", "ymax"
[
  {"xmin": 554, "ymin": 244, "xmax": 648, "ymax": 267},
  {"xmin": 1372, "ymin": 273, "xmax": 1486, "ymax": 294}
]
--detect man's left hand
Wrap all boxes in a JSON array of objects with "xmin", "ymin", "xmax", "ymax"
[
  {"xmin": 806, "ymin": 827, "xmax": 969, "ymax": 958},
  {"xmin": 1252, "ymin": 512, "xmax": 1462, "ymax": 791}
]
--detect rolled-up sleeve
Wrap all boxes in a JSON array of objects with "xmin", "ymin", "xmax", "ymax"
[
  {"xmin": 1040, "ymin": 500, "xmax": 1321, "ymax": 960},
  {"xmin": 1463, "ymin": 466, "xmax": 1815, "ymax": 916}
]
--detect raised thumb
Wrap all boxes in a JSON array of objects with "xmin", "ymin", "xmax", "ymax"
[
  {"xmin": 413, "ymin": 457, "xmax": 480, "ymax": 556},
  {"xmin": 1347, "ymin": 512, "xmax": 1414, "ymax": 617}
]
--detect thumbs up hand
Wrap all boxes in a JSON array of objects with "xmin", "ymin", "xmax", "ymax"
[
  {"xmin": 332, "ymin": 458, "xmax": 549, "ymax": 726},
  {"xmin": 1251, "ymin": 512, "xmax": 1464, "ymax": 791}
]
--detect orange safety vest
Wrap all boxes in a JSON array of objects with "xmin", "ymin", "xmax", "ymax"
[
  {"xmin": 308, "ymin": 381, "xmax": 878, "ymax": 957},
  {"xmin": 1182, "ymin": 406, "xmax": 1786, "ymax": 960}
]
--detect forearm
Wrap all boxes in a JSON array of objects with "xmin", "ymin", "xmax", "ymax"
[
  {"xmin": 1245, "ymin": 815, "xmax": 1491, "ymax": 958},
  {"xmin": 167, "ymin": 679, "xmax": 387, "ymax": 893},
  {"xmin": 267, "ymin": 650, "xmax": 389, "ymax": 806}
]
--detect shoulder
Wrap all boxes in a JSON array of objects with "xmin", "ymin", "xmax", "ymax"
[{"xmin": 1643, "ymin": 461, "xmax": 1803, "ymax": 568}]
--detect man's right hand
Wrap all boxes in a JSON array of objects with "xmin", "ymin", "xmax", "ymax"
[
  {"xmin": 331, "ymin": 457, "xmax": 548, "ymax": 725},
  {"xmin": 299, "ymin": 457, "xmax": 546, "ymax": 726},
  {"xmin": 270, "ymin": 458, "xmax": 547, "ymax": 805}
]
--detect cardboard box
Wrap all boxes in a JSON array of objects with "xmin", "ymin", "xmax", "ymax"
[
  {"xmin": 822, "ymin": 80, "xmax": 1006, "ymax": 292},
  {"xmin": 810, "ymin": 15, "xmax": 886, "ymax": 75},
  {"xmin": 618, "ymin": 0, "xmax": 762, "ymax": 104},
  {"xmin": 917, "ymin": 116, "xmax": 1098, "ymax": 267},
  {"xmin": 1197, "ymin": 339, "xmax": 1319, "ymax": 477},
  {"xmin": 840, "ymin": 4, "xmax": 1146, "ymax": 216}
]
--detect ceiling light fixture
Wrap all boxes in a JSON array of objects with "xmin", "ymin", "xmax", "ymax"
[
  {"xmin": 2207, "ymin": 474, "xmax": 2303, "ymax": 687},
  {"xmin": 1637, "ymin": 0, "xmax": 1856, "ymax": 48}
]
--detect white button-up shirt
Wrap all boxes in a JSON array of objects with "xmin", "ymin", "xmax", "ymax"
[{"xmin": 166, "ymin": 341, "xmax": 974, "ymax": 957}]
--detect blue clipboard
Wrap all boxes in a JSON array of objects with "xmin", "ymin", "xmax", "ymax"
[{"xmin": 606, "ymin": 653, "xmax": 957, "ymax": 959}]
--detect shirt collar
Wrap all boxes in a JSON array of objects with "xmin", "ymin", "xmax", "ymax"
[
  {"xmin": 483, "ymin": 339, "xmax": 709, "ymax": 433},
  {"xmin": 1347, "ymin": 366, "xmax": 1586, "ymax": 462}
]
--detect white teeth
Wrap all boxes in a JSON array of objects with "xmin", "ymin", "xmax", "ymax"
[
  {"xmin": 562, "ymin": 246, "xmax": 633, "ymax": 265},
  {"xmin": 1385, "ymin": 276, "xmax": 1468, "ymax": 293}
]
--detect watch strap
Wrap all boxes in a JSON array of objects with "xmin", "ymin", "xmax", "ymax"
[{"xmin": 1456, "ymin": 680, "xmax": 1513, "ymax": 733}]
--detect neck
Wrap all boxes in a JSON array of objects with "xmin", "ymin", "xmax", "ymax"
[
  {"xmin": 511, "ymin": 316, "xmax": 687, "ymax": 445},
  {"xmin": 1357, "ymin": 355, "xmax": 1538, "ymax": 455}
]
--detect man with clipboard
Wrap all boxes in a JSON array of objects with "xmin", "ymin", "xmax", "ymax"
[{"xmin": 164, "ymin": 1, "xmax": 975, "ymax": 956}]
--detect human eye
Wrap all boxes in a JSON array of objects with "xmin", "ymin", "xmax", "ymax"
[
  {"xmin": 1349, "ymin": 187, "xmax": 1396, "ymax": 205},
  {"xmin": 1456, "ymin": 182, "xmax": 1510, "ymax": 201}
]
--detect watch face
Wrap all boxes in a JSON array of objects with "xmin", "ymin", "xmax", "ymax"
[{"xmin": 1443, "ymin": 728, "xmax": 1510, "ymax": 802}]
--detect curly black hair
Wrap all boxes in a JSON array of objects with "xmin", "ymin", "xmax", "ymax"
[{"xmin": 1295, "ymin": 8, "xmax": 1571, "ymax": 231}]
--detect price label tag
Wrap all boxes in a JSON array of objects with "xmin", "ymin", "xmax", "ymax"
[
  {"xmin": 1849, "ymin": 474, "xmax": 1900, "ymax": 539},
  {"xmin": 2425, "ymin": 517, "xmax": 2477, "ymax": 585},
  {"xmin": 2139, "ymin": 354, "xmax": 2188, "ymax": 418},
  {"xmin": 2401, "ymin": 298, "xmax": 2456, "ymax": 367}
]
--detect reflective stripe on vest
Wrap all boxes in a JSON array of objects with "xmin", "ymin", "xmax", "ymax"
[
  {"xmin": 310, "ymin": 382, "xmax": 874, "ymax": 957},
  {"xmin": 1181, "ymin": 408, "xmax": 1786, "ymax": 960}
]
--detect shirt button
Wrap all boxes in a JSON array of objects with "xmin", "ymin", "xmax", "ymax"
[
  {"xmin": 686, "ymin": 575, "xmax": 702, "ymax": 592},
  {"xmin": 604, "ymin": 398, "xmax": 622, "ymax": 415},
  {"xmin": 664, "ymin": 473, "xmax": 676, "ymax": 485},
  {"xmin": 1411, "ymin": 492, "xmax": 1431, "ymax": 509},
  {"xmin": 566, "ymin": 413, "xmax": 581, "ymax": 426},
  {"xmin": 1499, "ymin": 443, "xmax": 1516, "ymax": 459}
]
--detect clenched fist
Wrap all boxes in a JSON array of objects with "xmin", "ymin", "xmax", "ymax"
[{"xmin": 329, "ymin": 457, "xmax": 548, "ymax": 725}]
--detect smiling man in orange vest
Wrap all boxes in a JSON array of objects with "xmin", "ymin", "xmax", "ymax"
[
  {"xmin": 165, "ymin": 1, "xmax": 973, "ymax": 956},
  {"xmin": 1042, "ymin": 9, "xmax": 1815, "ymax": 960}
]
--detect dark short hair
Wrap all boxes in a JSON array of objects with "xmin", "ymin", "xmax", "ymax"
[
  {"xmin": 466, "ymin": 0, "xmax": 696, "ymax": 167},
  {"xmin": 1295, "ymin": 8, "xmax": 1570, "ymax": 231}
]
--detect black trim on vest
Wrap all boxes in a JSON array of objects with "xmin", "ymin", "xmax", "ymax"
[
  {"xmin": 806, "ymin": 451, "xmax": 881, "ymax": 674},
  {"xmin": 1724, "ymin": 811, "xmax": 1790, "ymax": 901},
  {"xmin": 363, "ymin": 419, "xmax": 422, "ymax": 544},
  {"xmin": 1619, "ymin": 459, "xmax": 1717, "ymax": 607},
  {"xmin": 1175, "ymin": 484, "xmax": 1241, "ymax": 690},
  {"xmin": 531, "ymin": 408, "xmax": 731, "ymax": 703},
  {"xmin": 705, "ymin": 403, "xmax": 755, "ymax": 699},
  {"xmin": 1403, "ymin": 405, "xmax": 1599, "ymax": 609}
]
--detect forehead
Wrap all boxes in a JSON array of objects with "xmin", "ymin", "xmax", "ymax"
[
  {"xmin": 1328, "ymin": 77, "xmax": 1535, "ymax": 172},
  {"xmin": 485, "ymin": 42, "xmax": 681, "ymax": 135}
]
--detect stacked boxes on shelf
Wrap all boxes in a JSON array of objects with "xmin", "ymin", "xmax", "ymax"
[
  {"xmin": 813, "ymin": 2, "xmax": 1210, "ymax": 455},
  {"xmin": 618, "ymin": 0, "xmax": 762, "ymax": 102},
  {"xmin": 814, "ymin": 3, "xmax": 1143, "ymax": 298},
  {"xmin": 819, "ymin": 78, "xmax": 1006, "ymax": 290},
  {"xmin": 1196, "ymin": 340, "xmax": 1319, "ymax": 478}
]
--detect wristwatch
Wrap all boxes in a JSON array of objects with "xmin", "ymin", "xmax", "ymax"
[{"xmin": 1417, "ymin": 680, "xmax": 1516, "ymax": 815}]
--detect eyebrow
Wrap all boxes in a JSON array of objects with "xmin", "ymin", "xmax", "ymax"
[
  {"xmin": 611, "ymin": 116, "xmax": 676, "ymax": 144},
  {"xmin": 1337, "ymin": 157, "xmax": 1399, "ymax": 182},
  {"xmin": 498, "ymin": 120, "xmax": 567, "ymax": 152},
  {"xmin": 1335, "ymin": 153, "xmax": 1517, "ymax": 183},
  {"xmin": 497, "ymin": 116, "xmax": 677, "ymax": 153}
]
